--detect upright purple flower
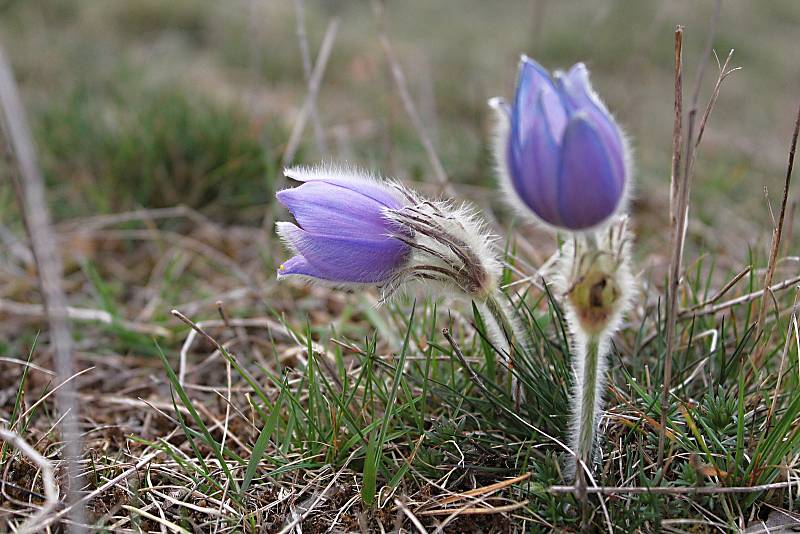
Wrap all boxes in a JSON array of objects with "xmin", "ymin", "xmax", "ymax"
[
  {"xmin": 276, "ymin": 166, "xmax": 411, "ymax": 286},
  {"xmin": 490, "ymin": 56, "xmax": 629, "ymax": 231}
]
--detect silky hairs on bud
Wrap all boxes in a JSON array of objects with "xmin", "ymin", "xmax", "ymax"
[{"xmin": 382, "ymin": 191, "xmax": 502, "ymax": 303}]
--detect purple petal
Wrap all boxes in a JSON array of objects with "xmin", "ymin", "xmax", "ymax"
[
  {"xmin": 277, "ymin": 223, "xmax": 409, "ymax": 284},
  {"xmin": 560, "ymin": 64, "xmax": 608, "ymax": 113},
  {"xmin": 509, "ymin": 90, "xmax": 563, "ymax": 226},
  {"xmin": 557, "ymin": 115, "xmax": 624, "ymax": 229},
  {"xmin": 284, "ymin": 167, "xmax": 405, "ymax": 209},
  {"xmin": 277, "ymin": 181, "xmax": 393, "ymax": 238},
  {"xmin": 277, "ymin": 255, "xmax": 320, "ymax": 278},
  {"xmin": 557, "ymin": 63, "xmax": 625, "ymax": 182},
  {"xmin": 515, "ymin": 57, "xmax": 567, "ymax": 145}
]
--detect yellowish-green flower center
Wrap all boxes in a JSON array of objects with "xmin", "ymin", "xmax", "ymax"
[{"xmin": 566, "ymin": 268, "xmax": 621, "ymax": 335}]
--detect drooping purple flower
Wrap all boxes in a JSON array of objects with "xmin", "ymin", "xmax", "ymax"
[
  {"xmin": 276, "ymin": 166, "xmax": 411, "ymax": 285},
  {"xmin": 491, "ymin": 56, "xmax": 629, "ymax": 230}
]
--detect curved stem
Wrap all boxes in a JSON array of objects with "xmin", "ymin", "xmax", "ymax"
[
  {"xmin": 478, "ymin": 291, "xmax": 531, "ymax": 406},
  {"xmin": 482, "ymin": 291, "xmax": 530, "ymax": 356}
]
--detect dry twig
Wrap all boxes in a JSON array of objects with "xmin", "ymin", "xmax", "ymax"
[
  {"xmin": 752, "ymin": 104, "xmax": 800, "ymax": 368},
  {"xmin": 659, "ymin": 0, "xmax": 723, "ymax": 466},
  {"xmin": 0, "ymin": 42, "xmax": 85, "ymax": 531},
  {"xmin": 281, "ymin": 17, "xmax": 340, "ymax": 169},
  {"xmin": 0, "ymin": 298, "xmax": 171, "ymax": 337},
  {"xmin": 549, "ymin": 479, "xmax": 798, "ymax": 496},
  {"xmin": 680, "ymin": 273, "xmax": 800, "ymax": 318},
  {"xmin": 681, "ymin": 265, "xmax": 751, "ymax": 314},
  {"xmin": 658, "ymin": 22, "xmax": 686, "ymax": 470},
  {"xmin": 293, "ymin": 0, "xmax": 327, "ymax": 155},
  {"xmin": 764, "ymin": 287, "xmax": 800, "ymax": 434},
  {"xmin": 371, "ymin": 0, "xmax": 451, "ymax": 195}
]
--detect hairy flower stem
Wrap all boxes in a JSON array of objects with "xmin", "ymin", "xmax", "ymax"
[
  {"xmin": 559, "ymin": 218, "xmax": 635, "ymax": 481},
  {"xmin": 575, "ymin": 334, "xmax": 602, "ymax": 470}
]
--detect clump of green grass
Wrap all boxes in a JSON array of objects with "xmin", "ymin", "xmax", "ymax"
[
  {"xmin": 138, "ymin": 242, "xmax": 800, "ymax": 531},
  {"xmin": 36, "ymin": 84, "xmax": 278, "ymax": 221}
]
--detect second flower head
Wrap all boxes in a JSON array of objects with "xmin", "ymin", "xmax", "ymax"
[{"xmin": 491, "ymin": 56, "xmax": 630, "ymax": 231}]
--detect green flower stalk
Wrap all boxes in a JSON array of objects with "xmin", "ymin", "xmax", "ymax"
[
  {"xmin": 476, "ymin": 289, "xmax": 531, "ymax": 401},
  {"xmin": 555, "ymin": 216, "xmax": 635, "ymax": 478}
]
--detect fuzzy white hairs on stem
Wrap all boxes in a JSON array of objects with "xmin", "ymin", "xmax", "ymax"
[{"xmin": 552, "ymin": 216, "xmax": 636, "ymax": 479}]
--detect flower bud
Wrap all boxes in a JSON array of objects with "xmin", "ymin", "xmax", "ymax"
[
  {"xmin": 276, "ymin": 166, "xmax": 412, "ymax": 286},
  {"xmin": 490, "ymin": 56, "xmax": 630, "ymax": 231},
  {"xmin": 276, "ymin": 165, "xmax": 501, "ymax": 303}
]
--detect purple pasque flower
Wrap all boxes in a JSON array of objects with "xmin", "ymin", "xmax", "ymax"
[
  {"xmin": 276, "ymin": 166, "xmax": 411, "ymax": 286},
  {"xmin": 491, "ymin": 56, "xmax": 629, "ymax": 231}
]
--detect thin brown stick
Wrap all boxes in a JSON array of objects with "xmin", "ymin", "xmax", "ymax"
[
  {"xmin": 549, "ymin": 479, "xmax": 798, "ymax": 496},
  {"xmin": 668, "ymin": 27, "xmax": 684, "ymax": 216},
  {"xmin": 292, "ymin": 0, "xmax": 327, "ymax": 155},
  {"xmin": 370, "ymin": 0, "xmax": 546, "ymax": 285},
  {"xmin": 692, "ymin": 49, "xmax": 739, "ymax": 155},
  {"xmin": 0, "ymin": 298, "xmax": 171, "ymax": 338},
  {"xmin": 280, "ymin": 17, "xmax": 339, "ymax": 170},
  {"xmin": 680, "ymin": 273, "xmax": 800, "ymax": 318},
  {"xmin": 56, "ymin": 204, "xmax": 214, "ymax": 233},
  {"xmin": 752, "ymin": 105, "xmax": 800, "ymax": 368},
  {"xmin": 263, "ymin": 17, "xmax": 339, "ymax": 242},
  {"xmin": 682, "ymin": 264, "xmax": 751, "ymax": 314},
  {"xmin": 658, "ymin": 24, "xmax": 685, "ymax": 468},
  {"xmin": 688, "ymin": 0, "xmax": 723, "ymax": 128},
  {"xmin": 763, "ymin": 287, "xmax": 800, "ymax": 434},
  {"xmin": 678, "ymin": 7, "xmax": 727, "ymax": 287},
  {"xmin": 441, "ymin": 328, "xmax": 494, "ymax": 398},
  {"xmin": 434, "ymin": 473, "xmax": 532, "ymax": 506},
  {"xmin": 659, "ymin": 2, "xmax": 723, "ymax": 467},
  {"xmin": 0, "ymin": 43, "xmax": 85, "ymax": 531},
  {"xmin": 638, "ymin": 275, "xmax": 800, "ymax": 353},
  {"xmin": 372, "ymin": 0, "xmax": 451, "ymax": 196}
]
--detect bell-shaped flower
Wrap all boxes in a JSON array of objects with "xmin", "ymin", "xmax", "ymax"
[
  {"xmin": 276, "ymin": 165, "xmax": 502, "ymax": 303},
  {"xmin": 490, "ymin": 56, "xmax": 630, "ymax": 231},
  {"xmin": 276, "ymin": 166, "xmax": 411, "ymax": 287}
]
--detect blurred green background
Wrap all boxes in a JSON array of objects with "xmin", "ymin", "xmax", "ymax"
[{"xmin": 1, "ymin": 0, "xmax": 798, "ymax": 253}]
